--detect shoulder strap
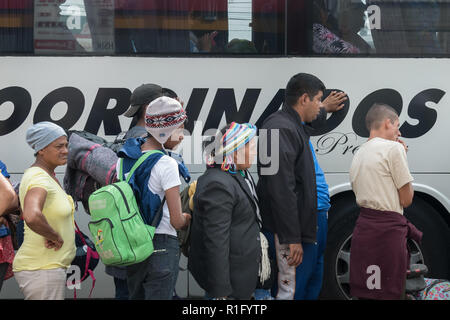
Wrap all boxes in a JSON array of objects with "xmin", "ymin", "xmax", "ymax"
[
  {"xmin": 150, "ymin": 197, "xmax": 166, "ymax": 227},
  {"xmin": 119, "ymin": 150, "xmax": 164, "ymax": 183}
]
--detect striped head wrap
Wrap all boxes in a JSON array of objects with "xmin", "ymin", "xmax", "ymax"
[{"xmin": 207, "ymin": 122, "xmax": 257, "ymax": 172}]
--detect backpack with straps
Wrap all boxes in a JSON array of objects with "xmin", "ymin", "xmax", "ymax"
[{"xmin": 87, "ymin": 150, "xmax": 164, "ymax": 267}]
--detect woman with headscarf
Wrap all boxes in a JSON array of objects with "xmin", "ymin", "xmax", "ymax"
[
  {"xmin": 188, "ymin": 122, "xmax": 270, "ymax": 300},
  {"xmin": 13, "ymin": 122, "xmax": 76, "ymax": 300}
]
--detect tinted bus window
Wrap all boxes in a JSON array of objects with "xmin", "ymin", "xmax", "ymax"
[
  {"xmin": 0, "ymin": 0, "xmax": 286, "ymax": 55},
  {"xmin": 0, "ymin": 0, "xmax": 33, "ymax": 53},
  {"xmin": 305, "ymin": 0, "xmax": 450, "ymax": 56},
  {"xmin": 3, "ymin": 0, "xmax": 449, "ymax": 57}
]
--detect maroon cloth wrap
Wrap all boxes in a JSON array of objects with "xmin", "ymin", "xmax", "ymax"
[{"xmin": 350, "ymin": 207, "xmax": 423, "ymax": 300}]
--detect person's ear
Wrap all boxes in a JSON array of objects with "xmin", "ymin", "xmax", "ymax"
[{"xmin": 298, "ymin": 93, "xmax": 309, "ymax": 106}]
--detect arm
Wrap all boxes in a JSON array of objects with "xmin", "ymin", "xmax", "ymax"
[
  {"xmin": 261, "ymin": 127, "xmax": 305, "ymax": 266},
  {"xmin": 165, "ymin": 186, "xmax": 190, "ymax": 230},
  {"xmin": 308, "ymin": 91, "xmax": 348, "ymax": 130},
  {"xmin": 0, "ymin": 174, "xmax": 18, "ymax": 217},
  {"xmin": 22, "ymin": 187, "xmax": 63, "ymax": 250},
  {"xmin": 260, "ymin": 128, "xmax": 303, "ymax": 243},
  {"xmin": 388, "ymin": 144, "xmax": 414, "ymax": 209},
  {"xmin": 398, "ymin": 182, "xmax": 414, "ymax": 208}
]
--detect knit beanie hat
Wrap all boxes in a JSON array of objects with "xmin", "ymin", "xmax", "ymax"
[
  {"xmin": 145, "ymin": 96, "xmax": 187, "ymax": 144},
  {"xmin": 206, "ymin": 122, "xmax": 257, "ymax": 172},
  {"xmin": 219, "ymin": 122, "xmax": 257, "ymax": 156},
  {"xmin": 26, "ymin": 121, "xmax": 67, "ymax": 153}
]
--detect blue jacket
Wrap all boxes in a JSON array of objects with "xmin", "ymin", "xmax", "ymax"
[
  {"xmin": 309, "ymin": 141, "xmax": 331, "ymax": 212},
  {"xmin": 117, "ymin": 137, "xmax": 190, "ymax": 226},
  {"xmin": 0, "ymin": 160, "xmax": 10, "ymax": 178}
]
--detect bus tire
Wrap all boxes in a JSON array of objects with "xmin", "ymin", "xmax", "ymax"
[
  {"xmin": 320, "ymin": 194, "xmax": 450, "ymax": 300},
  {"xmin": 320, "ymin": 194, "xmax": 359, "ymax": 300}
]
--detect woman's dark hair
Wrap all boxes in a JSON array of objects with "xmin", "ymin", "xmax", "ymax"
[
  {"xmin": 285, "ymin": 73, "xmax": 325, "ymax": 108},
  {"xmin": 203, "ymin": 124, "xmax": 232, "ymax": 162},
  {"xmin": 312, "ymin": 0, "xmax": 340, "ymax": 35}
]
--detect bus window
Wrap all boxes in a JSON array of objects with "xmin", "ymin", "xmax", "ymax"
[
  {"xmin": 115, "ymin": 0, "xmax": 285, "ymax": 55},
  {"xmin": 309, "ymin": 0, "xmax": 373, "ymax": 54},
  {"xmin": 0, "ymin": 0, "xmax": 286, "ymax": 55},
  {"xmin": 367, "ymin": 0, "xmax": 445, "ymax": 55},
  {"xmin": 251, "ymin": 0, "xmax": 285, "ymax": 54},
  {"xmin": 114, "ymin": 0, "xmax": 191, "ymax": 54},
  {"xmin": 298, "ymin": 0, "xmax": 450, "ymax": 56},
  {"xmin": 0, "ymin": 0, "xmax": 33, "ymax": 53}
]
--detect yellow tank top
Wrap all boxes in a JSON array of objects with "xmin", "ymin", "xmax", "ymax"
[{"xmin": 13, "ymin": 167, "xmax": 76, "ymax": 272}]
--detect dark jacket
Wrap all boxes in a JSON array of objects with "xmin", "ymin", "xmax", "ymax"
[
  {"xmin": 188, "ymin": 166, "xmax": 261, "ymax": 299},
  {"xmin": 257, "ymin": 105, "xmax": 326, "ymax": 245},
  {"xmin": 350, "ymin": 207, "xmax": 423, "ymax": 300}
]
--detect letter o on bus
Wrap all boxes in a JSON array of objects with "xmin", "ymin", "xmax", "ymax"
[
  {"xmin": 0, "ymin": 87, "xmax": 32, "ymax": 136},
  {"xmin": 34, "ymin": 87, "xmax": 85, "ymax": 129}
]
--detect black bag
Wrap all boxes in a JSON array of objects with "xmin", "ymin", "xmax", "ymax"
[
  {"xmin": 177, "ymin": 181, "xmax": 196, "ymax": 257},
  {"xmin": 67, "ymin": 222, "xmax": 99, "ymax": 298}
]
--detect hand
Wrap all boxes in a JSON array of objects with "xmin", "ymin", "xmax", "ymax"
[
  {"xmin": 182, "ymin": 213, "xmax": 192, "ymax": 229},
  {"xmin": 397, "ymin": 138, "xmax": 408, "ymax": 153},
  {"xmin": 45, "ymin": 234, "xmax": 64, "ymax": 251},
  {"xmin": 288, "ymin": 243, "xmax": 303, "ymax": 267},
  {"xmin": 322, "ymin": 91, "xmax": 348, "ymax": 113},
  {"xmin": 198, "ymin": 33, "xmax": 213, "ymax": 52}
]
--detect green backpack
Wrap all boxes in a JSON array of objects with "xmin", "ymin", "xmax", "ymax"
[{"xmin": 87, "ymin": 150, "xmax": 163, "ymax": 267}]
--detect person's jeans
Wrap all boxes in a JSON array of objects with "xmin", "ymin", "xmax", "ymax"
[
  {"xmin": 113, "ymin": 277, "xmax": 129, "ymax": 300},
  {"xmin": 126, "ymin": 234, "xmax": 180, "ymax": 300}
]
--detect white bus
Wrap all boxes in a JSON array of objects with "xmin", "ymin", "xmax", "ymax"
[{"xmin": 0, "ymin": 0, "xmax": 449, "ymax": 300}]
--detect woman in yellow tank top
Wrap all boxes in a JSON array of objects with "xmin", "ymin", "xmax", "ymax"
[{"xmin": 13, "ymin": 122, "xmax": 76, "ymax": 300}]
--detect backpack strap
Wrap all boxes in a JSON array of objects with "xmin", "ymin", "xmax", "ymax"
[
  {"xmin": 119, "ymin": 150, "xmax": 164, "ymax": 182},
  {"xmin": 150, "ymin": 197, "xmax": 166, "ymax": 227},
  {"xmin": 120, "ymin": 150, "xmax": 166, "ymax": 227},
  {"xmin": 73, "ymin": 221, "xmax": 99, "ymax": 299}
]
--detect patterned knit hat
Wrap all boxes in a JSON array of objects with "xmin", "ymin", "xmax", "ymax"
[
  {"xmin": 207, "ymin": 122, "xmax": 257, "ymax": 172},
  {"xmin": 145, "ymin": 96, "xmax": 187, "ymax": 144}
]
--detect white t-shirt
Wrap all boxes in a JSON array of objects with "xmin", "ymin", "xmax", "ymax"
[
  {"xmin": 116, "ymin": 152, "xmax": 181, "ymax": 236},
  {"xmin": 349, "ymin": 137, "xmax": 414, "ymax": 215}
]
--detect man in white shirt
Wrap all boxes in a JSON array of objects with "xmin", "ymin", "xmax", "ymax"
[
  {"xmin": 349, "ymin": 103, "xmax": 421, "ymax": 300},
  {"xmin": 350, "ymin": 103, "xmax": 414, "ymax": 215}
]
